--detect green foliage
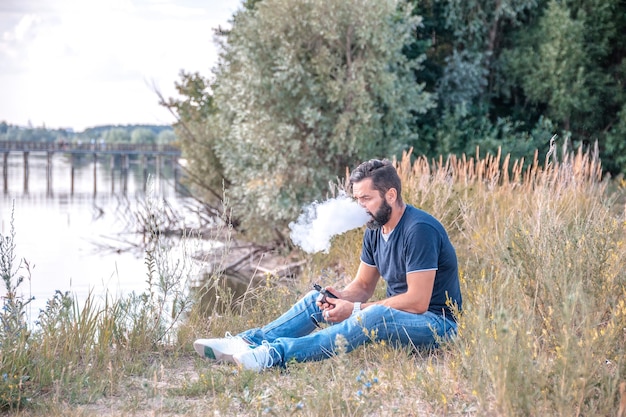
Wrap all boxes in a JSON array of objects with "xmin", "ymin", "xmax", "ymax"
[
  {"xmin": 101, "ymin": 127, "xmax": 131, "ymax": 143},
  {"xmin": 154, "ymin": 0, "xmax": 626, "ymax": 244},
  {"xmin": 79, "ymin": 124, "xmax": 173, "ymax": 143},
  {"xmin": 0, "ymin": 123, "xmax": 68, "ymax": 143},
  {"xmin": 605, "ymin": 104, "xmax": 626, "ymax": 173},
  {"xmin": 404, "ymin": 0, "xmax": 550, "ymax": 161},
  {"xmin": 130, "ymin": 127, "xmax": 157, "ymax": 144},
  {"xmin": 0, "ymin": 122, "xmax": 174, "ymax": 145},
  {"xmin": 434, "ymin": 0, "xmax": 537, "ymax": 107},
  {"xmin": 162, "ymin": 71, "xmax": 227, "ymax": 204},
  {"xmin": 444, "ymin": 0, "xmax": 538, "ymax": 49},
  {"xmin": 402, "ymin": 0, "xmax": 626, "ymax": 174},
  {"xmin": 494, "ymin": 0, "xmax": 624, "ymax": 152},
  {"xmin": 416, "ymin": 102, "xmax": 560, "ymax": 164},
  {"xmin": 437, "ymin": 49, "xmax": 489, "ymax": 109},
  {"xmin": 502, "ymin": 1, "xmax": 596, "ymax": 130},
  {"xmin": 0, "ymin": 205, "xmax": 33, "ymax": 410},
  {"xmin": 206, "ymin": 0, "xmax": 434, "ymax": 241},
  {"xmin": 155, "ymin": 129, "xmax": 176, "ymax": 145}
]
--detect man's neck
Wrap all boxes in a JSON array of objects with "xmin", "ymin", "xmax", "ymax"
[{"xmin": 381, "ymin": 203, "xmax": 406, "ymax": 234}]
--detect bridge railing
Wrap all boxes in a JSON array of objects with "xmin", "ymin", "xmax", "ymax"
[{"xmin": 0, "ymin": 140, "xmax": 181, "ymax": 155}]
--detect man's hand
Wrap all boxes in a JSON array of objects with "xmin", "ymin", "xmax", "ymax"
[
  {"xmin": 322, "ymin": 297, "xmax": 354, "ymax": 323},
  {"xmin": 315, "ymin": 285, "xmax": 341, "ymax": 310}
]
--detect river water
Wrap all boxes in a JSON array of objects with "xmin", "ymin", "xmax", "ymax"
[{"xmin": 0, "ymin": 151, "xmax": 205, "ymax": 321}]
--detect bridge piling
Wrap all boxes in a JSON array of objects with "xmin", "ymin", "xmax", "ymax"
[
  {"xmin": 93, "ymin": 153, "xmax": 97, "ymax": 195},
  {"xmin": 172, "ymin": 157, "xmax": 178, "ymax": 193},
  {"xmin": 110, "ymin": 154, "xmax": 115, "ymax": 193},
  {"xmin": 70, "ymin": 154, "xmax": 74, "ymax": 194},
  {"xmin": 23, "ymin": 152, "xmax": 29, "ymax": 192},
  {"xmin": 142, "ymin": 154, "xmax": 148, "ymax": 192},
  {"xmin": 2, "ymin": 152, "xmax": 7, "ymax": 192},
  {"xmin": 121, "ymin": 154, "xmax": 129, "ymax": 194},
  {"xmin": 47, "ymin": 151, "xmax": 53, "ymax": 195},
  {"xmin": 0, "ymin": 141, "xmax": 182, "ymax": 195},
  {"xmin": 156, "ymin": 155, "xmax": 162, "ymax": 191}
]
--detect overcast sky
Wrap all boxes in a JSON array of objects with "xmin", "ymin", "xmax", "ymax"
[{"xmin": 0, "ymin": 0, "xmax": 242, "ymax": 131}]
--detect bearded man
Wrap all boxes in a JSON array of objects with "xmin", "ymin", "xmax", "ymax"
[{"xmin": 194, "ymin": 159, "xmax": 462, "ymax": 371}]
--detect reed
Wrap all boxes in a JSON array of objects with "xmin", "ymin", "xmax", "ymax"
[
  {"xmin": 1, "ymin": 139, "xmax": 625, "ymax": 416},
  {"xmin": 390, "ymin": 139, "xmax": 625, "ymax": 416}
]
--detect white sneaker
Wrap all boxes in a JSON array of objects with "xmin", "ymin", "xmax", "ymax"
[
  {"xmin": 193, "ymin": 333, "xmax": 250, "ymax": 362},
  {"xmin": 233, "ymin": 341, "xmax": 280, "ymax": 372}
]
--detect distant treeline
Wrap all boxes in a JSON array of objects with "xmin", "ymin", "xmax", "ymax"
[{"xmin": 0, "ymin": 121, "xmax": 176, "ymax": 145}]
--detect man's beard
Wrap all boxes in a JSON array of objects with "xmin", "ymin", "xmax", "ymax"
[{"xmin": 366, "ymin": 200, "xmax": 392, "ymax": 230}]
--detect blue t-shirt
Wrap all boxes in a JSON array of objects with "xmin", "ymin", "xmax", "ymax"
[{"xmin": 360, "ymin": 205, "xmax": 462, "ymax": 320}]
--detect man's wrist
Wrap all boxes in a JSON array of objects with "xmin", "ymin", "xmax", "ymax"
[{"xmin": 352, "ymin": 302, "xmax": 362, "ymax": 315}]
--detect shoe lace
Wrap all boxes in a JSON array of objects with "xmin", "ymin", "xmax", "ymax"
[
  {"xmin": 259, "ymin": 340, "xmax": 281, "ymax": 368},
  {"xmin": 226, "ymin": 332, "xmax": 254, "ymax": 349}
]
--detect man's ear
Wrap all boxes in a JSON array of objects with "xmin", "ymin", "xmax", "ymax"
[{"xmin": 386, "ymin": 188, "xmax": 397, "ymax": 204}]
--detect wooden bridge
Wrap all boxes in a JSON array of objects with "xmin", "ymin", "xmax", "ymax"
[
  {"xmin": 0, "ymin": 140, "xmax": 181, "ymax": 156},
  {"xmin": 1, "ymin": 140, "xmax": 182, "ymax": 194}
]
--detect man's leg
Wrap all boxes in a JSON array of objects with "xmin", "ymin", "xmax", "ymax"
[
  {"xmin": 194, "ymin": 290, "xmax": 323, "ymax": 361},
  {"xmin": 241, "ymin": 304, "xmax": 457, "ymax": 368},
  {"xmin": 360, "ymin": 305, "xmax": 457, "ymax": 348},
  {"xmin": 238, "ymin": 290, "xmax": 323, "ymax": 345}
]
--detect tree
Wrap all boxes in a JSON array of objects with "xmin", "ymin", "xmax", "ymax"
[
  {"xmin": 404, "ymin": 0, "xmax": 626, "ymax": 171},
  {"xmin": 156, "ymin": 130, "xmax": 176, "ymax": 145},
  {"xmin": 497, "ymin": 0, "xmax": 626, "ymax": 160},
  {"xmin": 161, "ymin": 71, "xmax": 227, "ymax": 205},
  {"xmin": 130, "ymin": 128, "xmax": 157, "ymax": 144},
  {"xmin": 198, "ymin": 0, "xmax": 434, "ymax": 241},
  {"xmin": 434, "ymin": 0, "xmax": 538, "ymax": 108},
  {"xmin": 407, "ymin": 0, "xmax": 543, "ymax": 159},
  {"xmin": 605, "ymin": 104, "xmax": 626, "ymax": 174},
  {"xmin": 102, "ymin": 128, "xmax": 131, "ymax": 143},
  {"xmin": 502, "ymin": 1, "xmax": 600, "ymax": 133}
]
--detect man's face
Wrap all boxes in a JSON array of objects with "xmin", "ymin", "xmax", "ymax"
[{"xmin": 352, "ymin": 179, "xmax": 392, "ymax": 230}]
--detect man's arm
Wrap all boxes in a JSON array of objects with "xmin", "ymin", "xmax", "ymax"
[
  {"xmin": 366, "ymin": 270, "xmax": 435, "ymax": 314},
  {"xmin": 338, "ymin": 261, "xmax": 380, "ymax": 302},
  {"xmin": 317, "ymin": 261, "xmax": 379, "ymax": 321},
  {"xmin": 322, "ymin": 269, "xmax": 435, "ymax": 321}
]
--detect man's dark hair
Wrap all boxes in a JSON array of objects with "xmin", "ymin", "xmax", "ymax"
[{"xmin": 349, "ymin": 159, "xmax": 403, "ymax": 204}]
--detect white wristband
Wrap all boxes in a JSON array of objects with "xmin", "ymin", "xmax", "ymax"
[{"xmin": 352, "ymin": 302, "xmax": 361, "ymax": 315}]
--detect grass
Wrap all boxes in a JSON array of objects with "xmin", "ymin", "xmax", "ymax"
[{"xmin": 1, "ymin": 140, "xmax": 625, "ymax": 416}]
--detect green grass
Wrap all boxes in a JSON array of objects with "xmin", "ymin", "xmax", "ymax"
[{"xmin": 1, "ymin": 143, "xmax": 625, "ymax": 416}]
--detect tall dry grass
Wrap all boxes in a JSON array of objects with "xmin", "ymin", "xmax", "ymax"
[
  {"xmin": 388, "ymin": 140, "xmax": 625, "ymax": 416},
  {"xmin": 184, "ymin": 140, "xmax": 624, "ymax": 416},
  {"xmin": 1, "ymin": 140, "xmax": 625, "ymax": 416}
]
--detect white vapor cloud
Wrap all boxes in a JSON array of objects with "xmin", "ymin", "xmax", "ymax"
[{"xmin": 289, "ymin": 192, "xmax": 370, "ymax": 254}]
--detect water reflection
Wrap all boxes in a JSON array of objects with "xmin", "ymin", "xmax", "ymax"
[
  {"xmin": 0, "ymin": 152, "xmax": 193, "ymax": 320},
  {"xmin": 2, "ymin": 151, "xmax": 177, "ymax": 196}
]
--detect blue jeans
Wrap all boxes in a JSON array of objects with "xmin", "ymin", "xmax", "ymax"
[{"xmin": 238, "ymin": 290, "xmax": 457, "ymax": 367}]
